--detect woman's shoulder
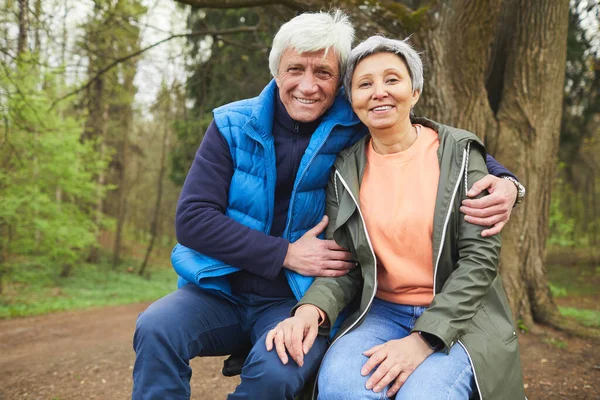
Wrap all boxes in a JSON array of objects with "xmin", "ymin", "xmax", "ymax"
[
  {"xmin": 334, "ymin": 135, "xmax": 369, "ymax": 166},
  {"xmin": 412, "ymin": 116, "xmax": 484, "ymax": 148}
]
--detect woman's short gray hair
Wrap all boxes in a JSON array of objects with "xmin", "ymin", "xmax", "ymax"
[
  {"xmin": 269, "ymin": 9, "xmax": 354, "ymax": 79},
  {"xmin": 344, "ymin": 36, "xmax": 424, "ymax": 103}
]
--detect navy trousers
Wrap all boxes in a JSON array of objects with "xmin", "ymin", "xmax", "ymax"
[{"xmin": 132, "ymin": 284, "xmax": 328, "ymax": 399}]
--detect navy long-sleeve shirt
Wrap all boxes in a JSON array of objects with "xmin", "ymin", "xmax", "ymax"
[{"xmin": 175, "ymin": 92, "xmax": 516, "ymax": 298}]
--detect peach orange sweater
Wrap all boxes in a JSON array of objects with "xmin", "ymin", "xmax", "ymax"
[{"xmin": 359, "ymin": 125, "xmax": 440, "ymax": 306}]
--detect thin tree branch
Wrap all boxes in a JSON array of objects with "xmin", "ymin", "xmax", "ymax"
[
  {"xmin": 50, "ymin": 26, "xmax": 258, "ymax": 109},
  {"xmin": 173, "ymin": 0, "xmax": 315, "ymax": 11}
]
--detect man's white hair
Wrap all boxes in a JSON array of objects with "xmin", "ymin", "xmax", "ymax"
[{"xmin": 269, "ymin": 9, "xmax": 354, "ymax": 79}]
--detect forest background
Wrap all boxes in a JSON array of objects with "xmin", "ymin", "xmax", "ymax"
[{"xmin": 0, "ymin": 0, "xmax": 598, "ymax": 396}]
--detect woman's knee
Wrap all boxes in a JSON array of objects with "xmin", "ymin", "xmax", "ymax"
[{"xmin": 317, "ymin": 355, "xmax": 378, "ymax": 400}]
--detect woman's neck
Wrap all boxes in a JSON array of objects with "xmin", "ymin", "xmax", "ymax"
[{"xmin": 370, "ymin": 121, "xmax": 418, "ymax": 155}]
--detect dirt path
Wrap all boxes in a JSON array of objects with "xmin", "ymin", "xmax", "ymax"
[{"xmin": 0, "ymin": 303, "xmax": 598, "ymax": 400}]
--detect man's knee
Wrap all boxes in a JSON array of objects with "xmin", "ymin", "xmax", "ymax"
[
  {"xmin": 235, "ymin": 343, "xmax": 315, "ymax": 399},
  {"xmin": 134, "ymin": 306, "xmax": 186, "ymax": 355}
]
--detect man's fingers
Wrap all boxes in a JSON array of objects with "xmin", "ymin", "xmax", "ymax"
[
  {"xmin": 318, "ymin": 268, "xmax": 351, "ymax": 278},
  {"xmin": 460, "ymin": 203, "xmax": 507, "ymax": 219},
  {"xmin": 461, "ymin": 193, "xmax": 502, "ymax": 210},
  {"xmin": 464, "ymin": 214, "xmax": 505, "ymax": 227},
  {"xmin": 306, "ymin": 216, "xmax": 329, "ymax": 237},
  {"xmin": 466, "ymin": 174, "xmax": 494, "ymax": 197},
  {"xmin": 326, "ymin": 260, "xmax": 356, "ymax": 270},
  {"xmin": 273, "ymin": 330, "xmax": 288, "ymax": 364},
  {"xmin": 323, "ymin": 239, "xmax": 350, "ymax": 252},
  {"xmin": 481, "ymin": 221, "xmax": 506, "ymax": 237}
]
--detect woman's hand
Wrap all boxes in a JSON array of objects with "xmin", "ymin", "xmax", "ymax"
[
  {"xmin": 362, "ymin": 332, "xmax": 434, "ymax": 397},
  {"xmin": 265, "ymin": 305, "xmax": 321, "ymax": 367}
]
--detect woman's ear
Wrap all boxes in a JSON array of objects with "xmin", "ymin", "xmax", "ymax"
[{"xmin": 411, "ymin": 89, "xmax": 421, "ymax": 108}]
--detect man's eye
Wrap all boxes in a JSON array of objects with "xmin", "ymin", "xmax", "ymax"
[
  {"xmin": 288, "ymin": 67, "xmax": 301, "ymax": 73},
  {"xmin": 317, "ymin": 70, "xmax": 332, "ymax": 78}
]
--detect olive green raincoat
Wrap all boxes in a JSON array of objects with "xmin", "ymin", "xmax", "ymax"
[{"xmin": 294, "ymin": 117, "xmax": 525, "ymax": 399}]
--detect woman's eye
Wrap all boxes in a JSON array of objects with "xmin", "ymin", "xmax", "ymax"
[
  {"xmin": 358, "ymin": 82, "xmax": 371, "ymax": 88},
  {"xmin": 386, "ymin": 78, "xmax": 399, "ymax": 84}
]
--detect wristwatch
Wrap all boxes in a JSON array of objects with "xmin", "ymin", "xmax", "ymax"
[
  {"xmin": 502, "ymin": 176, "xmax": 526, "ymax": 205},
  {"xmin": 418, "ymin": 331, "xmax": 443, "ymax": 352}
]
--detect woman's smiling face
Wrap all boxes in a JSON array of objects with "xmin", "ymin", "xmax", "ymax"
[{"xmin": 350, "ymin": 52, "xmax": 420, "ymax": 132}]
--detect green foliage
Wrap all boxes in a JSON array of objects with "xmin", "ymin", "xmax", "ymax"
[
  {"xmin": 170, "ymin": 6, "xmax": 292, "ymax": 183},
  {"xmin": 548, "ymin": 283, "xmax": 568, "ymax": 298},
  {"xmin": 517, "ymin": 319, "xmax": 529, "ymax": 334},
  {"xmin": 548, "ymin": 187, "xmax": 577, "ymax": 247},
  {"xmin": 0, "ymin": 257, "xmax": 174, "ymax": 319},
  {"xmin": 0, "ymin": 58, "xmax": 107, "ymax": 265},
  {"xmin": 542, "ymin": 337, "xmax": 568, "ymax": 349},
  {"xmin": 559, "ymin": 307, "xmax": 600, "ymax": 328}
]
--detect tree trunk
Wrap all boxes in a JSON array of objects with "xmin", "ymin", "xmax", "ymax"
[
  {"xmin": 139, "ymin": 120, "xmax": 170, "ymax": 276},
  {"xmin": 493, "ymin": 0, "xmax": 569, "ymax": 328},
  {"xmin": 390, "ymin": 0, "xmax": 570, "ymax": 330},
  {"xmin": 17, "ymin": 0, "xmax": 29, "ymax": 56}
]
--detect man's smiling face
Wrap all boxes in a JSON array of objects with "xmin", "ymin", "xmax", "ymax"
[{"xmin": 275, "ymin": 48, "xmax": 340, "ymax": 122}]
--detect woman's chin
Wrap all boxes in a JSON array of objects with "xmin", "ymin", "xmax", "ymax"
[{"xmin": 365, "ymin": 121, "xmax": 396, "ymax": 132}]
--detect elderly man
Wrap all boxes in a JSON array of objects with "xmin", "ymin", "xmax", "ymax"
[{"xmin": 132, "ymin": 10, "xmax": 524, "ymax": 400}]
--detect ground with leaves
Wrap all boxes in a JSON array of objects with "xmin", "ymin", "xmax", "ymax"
[{"xmin": 0, "ymin": 302, "xmax": 598, "ymax": 400}]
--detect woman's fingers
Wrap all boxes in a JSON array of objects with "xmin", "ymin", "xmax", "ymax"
[
  {"xmin": 365, "ymin": 359, "xmax": 395, "ymax": 391},
  {"xmin": 361, "ymin": 347, "xmax": 385, "ymax": 376},
  {"xmin": 288, "ymin": 323, "xmax": 305, "ymax": 367},
  {"xmin": 387, "ymin": 371, "xmax": 411, "ymax": 397},
  {"xmin": 373, "ymin": 363, "xmax": 403, "ymax": 393},
  {"xmin": 265, "ymin": 328, "xmax": 277, "ymax": 351},
  {"xmin": 273, "ymin": 328, "xmax": 288, "ymax": 364}
]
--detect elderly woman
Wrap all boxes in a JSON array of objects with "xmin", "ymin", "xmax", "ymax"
[{"xmin": 266, "ymin": 36, "xmax": 525, "ymax": 399}]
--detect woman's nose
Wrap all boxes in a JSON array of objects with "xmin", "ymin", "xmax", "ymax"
[{"xmin": 371, "ymin": 82, "xmax": 388, "ymax": 99}]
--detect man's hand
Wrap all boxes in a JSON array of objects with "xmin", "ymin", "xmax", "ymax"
[
  {"xmin": 460, "ymin": 174, "xmax": 518, "ymax": 237},
  {"xmin": 283, "ymin": 216, "xmax": 355, "ymax": 277},
  {"xmin": 362, "ymin": 333, "xmax": 433, "ymax": 398},
  {"xmin": 265, "ymin": 306, "xmax": 321, "ymax": 367}
]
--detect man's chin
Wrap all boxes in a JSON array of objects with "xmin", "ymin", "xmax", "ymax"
[{"xmin": 289, "ymin": 109, "xmax": 325, "ymax": 123}]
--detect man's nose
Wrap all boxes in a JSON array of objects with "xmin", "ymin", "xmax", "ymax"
[{"xmin": 297, "ymin": 72, "xmax": 318, "ymax": 94}]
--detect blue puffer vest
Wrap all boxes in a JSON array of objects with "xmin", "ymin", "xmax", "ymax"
[{"xmin": 172, "ymin": 80, "xmax": 365, "ymax": 301}]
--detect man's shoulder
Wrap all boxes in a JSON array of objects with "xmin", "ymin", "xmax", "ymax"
[{"xmin": 213, "ymin": 96, "xmax": 260, "ymax": 119}]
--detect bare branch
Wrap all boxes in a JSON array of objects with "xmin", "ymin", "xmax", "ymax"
[
  {"xmin": 50, "ymin": 26, "xmax": 259, "ymax": 110},
  {"xmin": 173, "ymin": 0, "xmax": 316, "ymax": 11}
]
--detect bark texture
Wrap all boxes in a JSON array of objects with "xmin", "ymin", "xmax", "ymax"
[{"xmin": 401, "ymin": 0, "xmax": 570, "ymax": 327}]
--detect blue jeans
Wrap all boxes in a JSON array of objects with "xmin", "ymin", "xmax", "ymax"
[
  {"xmin": 318, "ymin": 298, "xmax": 475, "ymax": 400},
  {"xmin": 132, "ymin": 284, "xmax": 328, "ymax": 400}
]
